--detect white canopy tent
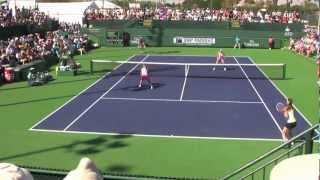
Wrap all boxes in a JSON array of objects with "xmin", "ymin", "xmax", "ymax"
[
  {"xmin": 37, "ymin": 1, "xmax": 97, "ymax": 24},
  {"xmin": 7, "ymin": 0, "xmax": 36, "ymax": 9},
  {"xmin": 93, "ymin": 0, "xmax": 120, "ymax": 9},
  {"xmin": 6, "ymin": 0, "xmax": 120, "ymax": 24}
]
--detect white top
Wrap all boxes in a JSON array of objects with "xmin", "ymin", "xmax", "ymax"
[
  {"xmin": 287, "ymin": 109, "xmax": 296, "ymax": 123},
  {"xmin": 141, "ymin": 66, "xmax": 148, "ymax": 76}
]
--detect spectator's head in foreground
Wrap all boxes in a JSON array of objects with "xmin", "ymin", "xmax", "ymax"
[
  {"xmin": 64, "ymin": 157, "xmax": 103, "ymax": 180},
  {"xmin": 0, "ymin": 163, "xmax": 34, "ymax": 180}
]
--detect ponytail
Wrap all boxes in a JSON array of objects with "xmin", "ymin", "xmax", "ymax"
[{"xmin": 287, "ymin": 98, "xmax": 293, "ymax": 110}]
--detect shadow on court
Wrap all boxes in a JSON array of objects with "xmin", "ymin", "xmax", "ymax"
[
  {"xmin": 118, "ymin": 83, "xmax": 164, "ymax": 91},
  {"xmin": 0, "ymin": 135, "xmax": 132, "ymax": 161},
  {"xmin": 0, "ymin": 88, "xmax": 110, "ymax": 107},
  {"xmin": 0, "ymin": 76, "xmax": 97, "ymax": 92},
  {"xmin": 106, "ymin": 164, "xmax": 133, "ymax": 173}
]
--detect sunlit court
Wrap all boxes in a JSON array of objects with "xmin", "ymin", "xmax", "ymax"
[{"xmin": 0, "ymin": 0, "xmax": 319, "ymax": 179}]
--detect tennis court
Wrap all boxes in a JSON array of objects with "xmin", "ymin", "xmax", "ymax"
[{"xmin": 30, "ymin": 55, "xmax": 311, "ymax": 140}]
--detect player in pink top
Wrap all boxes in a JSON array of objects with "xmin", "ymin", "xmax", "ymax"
[
  {"xmin": 138, "ymin": 64, "xmax": 153, "ymax": 90},
  {"xmin": 213, "ymin": 49, "xmax": 226, "ymax": 71}
]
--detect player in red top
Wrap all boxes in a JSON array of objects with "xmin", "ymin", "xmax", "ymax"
[
  {"xmin": 138, "ymin": 64, "xmax": 153, "ymax": 90},
  {"xmin": 213, "ymin": 49, "xmax": 226, "ymax": 71}
]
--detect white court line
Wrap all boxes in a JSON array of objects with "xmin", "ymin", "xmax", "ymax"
[
  {"xmin": 233, "ymin": 56, "xmax": 282, "ymax": 133},
  {"xmin": 63, "ymin": 55, "xmax": 149, "ymax": 131},
  {"xmin": 30, "ymin": 128, "xmax": 283, "ymax": 142},
  {"xmin": 101, "ymin": 97, "xmax": 263, "ymax": 104},
  {"xmin": 29, "ymin": 55, "xmax": 136, "ymax": 130},
  {"xmin": 180, "ymin": 65, "xmax": 189, "ymax": 101},
  {"xmin": 246, "ymin": 56, "xmax": 313, "ymax": 127}
]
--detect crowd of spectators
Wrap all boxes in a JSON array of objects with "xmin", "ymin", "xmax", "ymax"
[
  {"xmin": 0, "ymin": 23, "xmax": 89, "ymax": 68},
  {"xmin": 0, "ymin": 5, "xmax": 55, "ymax": 28},
  {"xmin": 84, "ymin": 7, "xmax": 301, "ymax": 24},
  {"xmin": 288, "ymin": 25, "xmax": 320, "ymax": 57}
]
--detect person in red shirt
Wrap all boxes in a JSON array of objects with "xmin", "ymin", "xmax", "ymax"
[{"xmin": 268, "ymin": 36, "xmax": 274, "ymax": 50}]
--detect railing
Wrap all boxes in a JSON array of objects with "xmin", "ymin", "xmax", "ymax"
[
  {"xmin": 222, "ymin": 124, "xmax": 319, "ymax": 180},
  {"xmin": 22, "ymin": 165, "xmax": 209, "ymax": 180},
  {"xmin": 18, "ymin": 124, "xmax": 318, "ymax": 180}
]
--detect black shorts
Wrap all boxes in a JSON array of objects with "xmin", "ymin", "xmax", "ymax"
[{"xmin": 285, "ymin": 122, "xmax": 297, "ymax": 129}]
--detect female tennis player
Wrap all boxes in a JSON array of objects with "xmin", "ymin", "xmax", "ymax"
[
  {"xmin": 213, "ymin": 49, "xmax": 226, "ymax": 71},
  {"xmin": 138, "ymin": 64, "xmax": 153, "ymax": 90},
  {"xmin": 280, "ymin": 98, "xmax": 297, "ymax": 142}
]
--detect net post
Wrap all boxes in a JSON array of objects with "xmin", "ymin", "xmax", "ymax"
[{"xmin": 282, "ymin": 64, "xmax": 286, "ymax": 80}]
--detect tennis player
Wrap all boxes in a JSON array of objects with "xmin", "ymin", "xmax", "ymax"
[
  {"xmin": 213, "ymin": 49, "xmax": 226, "ymax": 71},
  {"xmin": 280, "ymin": 98, "xmax": 297, "ymax": 142},
  {"xmin": 138, "ymin": 64, "xmax": 153, "ymax": 90}
]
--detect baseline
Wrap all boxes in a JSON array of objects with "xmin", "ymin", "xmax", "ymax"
[{"xmin": 30, "ymin": 128, "xmax": 283, "ymax": 142}]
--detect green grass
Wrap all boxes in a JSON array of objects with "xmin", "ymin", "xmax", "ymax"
[{"xmin": 0, "ymin": 47, "xmax": 317, "ymax": 179}]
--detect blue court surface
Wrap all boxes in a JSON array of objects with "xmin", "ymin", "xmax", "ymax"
[{"xmin": 30, "ymin": 55, "xmax": 311, "ymax": 140}]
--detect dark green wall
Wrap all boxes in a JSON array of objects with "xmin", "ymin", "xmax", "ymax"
[{"xmin": 86, "ymin": 20, "xmax": 304, "ymax": 48}]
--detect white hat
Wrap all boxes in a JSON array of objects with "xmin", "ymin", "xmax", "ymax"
[
  {"xmin": 0, "ymin": 163, "xmax": 34, "ymax": 180},
  {"xmin": 64, "ymin": 157, "xmax": 103, "ymax": 180}
]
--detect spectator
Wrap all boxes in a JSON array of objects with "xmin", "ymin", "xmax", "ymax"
[
  {"xmin": 288, "ymin": 37, "xmax": 295, "ymax": 51},
  {"xmin": 0, "ymin": 6, "xmax": 55, "ymax": 28},
  {"xmin": 234, "ymin": 34, "xmax": 241, "ymax": 49},
  {"xmin": 268, "ymin": 36, "xmax": 274, "ymax": 50},
  {"xmin": 138, "ymin": 37, "xmax": 146, "ymax": 49},
  {"xmin": 84, "ymin": 7, "xmax": 301, "ymax": 24},
  {"xmin": 64, "ymin": 157, "xmax": 103, "ymax": 180},
  {"xmin": 0, "ymin": 23, "xmax": 89, "ymax": 67},
  {"xmin": 0, "ymin": 163, "xmax": 34, "ymax": 180},
  {"xmin": 122, "ymin": 32, "xmax": 130, "ymax": 47},
  {"xmin": 289, "ymin": 25, "xmax": 319, "ymax": 58}
]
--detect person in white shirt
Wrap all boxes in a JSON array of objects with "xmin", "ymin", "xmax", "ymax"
[
  {"xmin": 280, "ymin": 98, "xmax": 297, "ymax": 142},
  {"xmin": 138, "ymin": 64, "xmax": 153, "ymax": 90}
]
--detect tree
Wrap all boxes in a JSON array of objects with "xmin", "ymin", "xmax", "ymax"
[
  {"xmin": 221, "ymin": 0, "xmax": 239, "ymax": 8},
  {"xmin": 272, "ymin": 0, "xmax": 278, "ymax": 6},
  {"xmin": 182, "ymin": 0, "xmax": 223, "ymax": 9}
]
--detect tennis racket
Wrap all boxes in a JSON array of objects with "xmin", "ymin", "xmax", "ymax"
[{"xmin": 276, "ymin": 102, "xmax": 285, "ymax": 112}]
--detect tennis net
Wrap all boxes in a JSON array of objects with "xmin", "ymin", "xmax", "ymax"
[{"xmin": 90, "ymin": 59, "xmax": 286, "ymax": 80}]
